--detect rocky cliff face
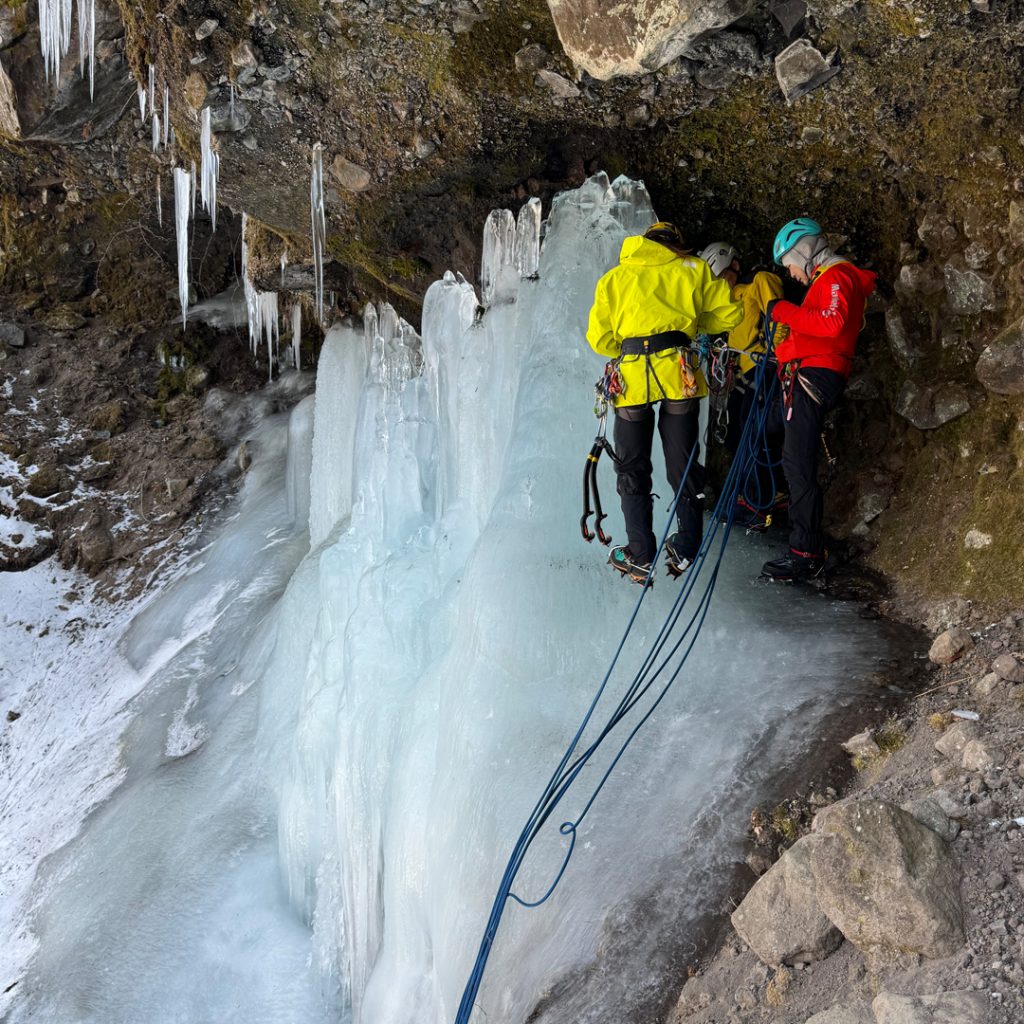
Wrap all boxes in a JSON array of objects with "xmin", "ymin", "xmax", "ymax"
[{"xmin": 1, "ymin": 0, "xmax": 1023, "ymax": 605}]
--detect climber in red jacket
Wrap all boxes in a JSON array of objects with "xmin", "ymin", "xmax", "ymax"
[{"xmin": 762, "ymin": 218, "xmax": 877, "ymax": 582}]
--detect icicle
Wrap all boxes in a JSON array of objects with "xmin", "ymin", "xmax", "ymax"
[
  {"xmin": 190, "ymin": 162, "xmax": 197, "ymax": 217},
  {"xmin": 480, "ymin": 209, "xmax": 517, "ymax": 307},
  {"xmin": 513, "ymin": 198, "xmax": 542, "ymax": 279},
  {"xmin": 156, "ymin": 172, "xmax": 162, "ymax": 229},
  {"xmin": 137, "ymin": 84, "xmax": 147, "ymax": 121},
  {"xmin": 39, "ymin": 0, "xmax": 76, "ymax": 83},
  {"xmin": 151, "ymin": 112, "xmax": 160, "ymax": 153},
  {"xmin": 162, "ymin": 84, "xmax": 169, "ymax": 147},
  {"xmin": 76, "ymin": 0, "xmax": 95, "ymax": 99},
  {"xmin": 173, "ymin": 167, "xmax": 191, "ymax": 327},
  {"xmin": 241, "ymin": 213, "xmax": 279, "ymax": 379},
  {"xmin": 310, "ymin": 142, "xmax": 326, "ymax": 327},
  {"xmin": 200, "ymin": 107, "xmax": 219, "ymax": 233},
  {"xmin": 148, "ymin": 64, "xmax": 155, "ymax": 115},
  {"xmin": 280, "ymin": 251, "xmax": 287, "ymax": 289},
  {"xmin": 291, "ymin": 302, "xmax": 301, "ymax": 371}
]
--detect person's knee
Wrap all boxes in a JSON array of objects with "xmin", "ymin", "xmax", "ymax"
[{"xmin": 616, "ymin": 466, "xmax": 652, "ymax": 497}]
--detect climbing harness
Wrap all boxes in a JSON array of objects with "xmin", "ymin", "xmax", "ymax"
[{"xmin": 454, "ymin": 326, "xmax": 784, "ymax": 1024}]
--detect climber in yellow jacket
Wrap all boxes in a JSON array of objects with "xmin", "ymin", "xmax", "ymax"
[
  {"xmin": 698, "ymin": 241, "xmax": 787, "ymax": 531},
  {"xmin": 587, "ymin": 222, "xmax": 743, "ymax": 583}
]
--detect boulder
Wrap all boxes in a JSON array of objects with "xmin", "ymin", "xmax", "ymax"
[
  {"xmin": 0, "ymin": 322, "xmax": 25, "ymax": 347},
  {"xmin": 26, "ymin": 465, "xmax": 61, "ymax": 498},
  {"xmin": 884, "ymin": 309, "xmax": 917, "ymax": 370},
  {"xmin": 871, "ymin": 989, "xmax": 990, "ymax": 1024},
  {"xmin": 991, "ymin": 652, "xmax": 1024, "ymax": 682},
  {"xmin": 927, "ymin": 626, "xmax": 972, "ymax": 664},
  {"xmin": 329, "ymin": 155, "xmax": 372, "ymax": 192},
  {"xmin": 976, "ymin": 318, "xmax": 1024, "ymax": 395},
  {"xmin": 934, "ymin": 719, "xmax": 980, "ymax": 761},
  {"xmin": 917, "ymin": 208, "xmax": 958, "ymax": 252},
  {"xmin": 895, "ymin": 381, "xmax": 971, "ymax": 430},
  {"xmin": 841, "ymin": 729, "xmax": 880, "ymax": 760},
  {"xmin": 774, "ymin": 38, "xmax": 840, "ymax": 103},
  {"xmin": 805, "ymin": 1005, "xmax": 873, "ymax": 1024},
  {"xmin": 77, "ymin": 524, "xmax": 113, "ymax": 573},
  {"xmin": 943, "ymin": 257, "xmax": 1002, "ymax": 314},
  {"xmin": 769, "ymin": 0, "xmax": 807, "ymax": 38},
  {"xmin": 900, "ymin": 795, "xmax": 959, "ymax": 842},
  {"xmin": 961, "ymin": 738, "xmax": 1001, "ymax": 771},
  {"xmin": 896, "ymin": 262, "xmax": 944, "ymax": 296},
  {"xmin": 535, "ymin": 69, "xmax": 580, "ymax": 99},
  {"xmin": 809, "ymin": 800, "xmax": 965, "ymax": 959},
  {"xmin": 194, "ymin": 17, "xmax": 218, "ymax": 40},
  {"xmin": 684, "ymin": 29, "xmax": 763, "ymax": 77},
  {"xmin": 731, "ymin": 834, "xmax": 842, "ymax": 965},
  {"xmin": 885, "ymin": 310, "xmax": 916, "ymax": 367},
  {"xmin": 514, "ymin": 44, "xmax": 549, "ymax": 73},
  {"xmin": 0, "ymin": 60, "xmax": 19, "ymax": 138},
  {"xmin": 545, "ymin": 0, "xmax": 751, "ymax": 80},
  {"xmin": 973, "ymin": 671, "xmax": 1001, "ymax": 696}
]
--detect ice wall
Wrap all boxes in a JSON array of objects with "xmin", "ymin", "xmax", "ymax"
[
  {"xmin": 7, "ymin": 176, "xmax": 897, "ymax": 1024},
  {"xmin": 265, "ymin": 175, "xmax": 892, "ymax": 1024}
]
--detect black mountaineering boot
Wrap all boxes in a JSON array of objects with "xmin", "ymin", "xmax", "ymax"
[
  {"xmin": 664, "ymin": 533, "xmax": 693, "ymax": 579},
  {"xmin": 609, "ymin": 546, "xmax": 652, "ymax": 586},
  {"xmin": 761, "ymin": 549, "xmax": 826, "ymax": 583}
]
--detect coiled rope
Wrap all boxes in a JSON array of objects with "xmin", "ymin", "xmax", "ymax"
[{"xmin": 453, "ymin": 326, "xmax": 780, "ymax": 1024}]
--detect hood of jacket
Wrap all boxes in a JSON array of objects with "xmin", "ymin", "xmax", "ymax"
[
  {"xmin": 819, "ymin": 260, "xmax": 878, "ymax": 300},
  {"xmin": 619, "ymin": 235, "xmax": 688, "ymax": 266}
]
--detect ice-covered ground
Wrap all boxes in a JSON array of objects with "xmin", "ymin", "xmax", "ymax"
[{"xmin": 3, "ymin": 176, "xmax": 899, "ymax": 1024}]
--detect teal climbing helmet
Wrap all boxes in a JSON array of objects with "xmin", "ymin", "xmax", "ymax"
[{"xmin": 772, "ymin": 217, "xmax": 824, "ymax": 264}]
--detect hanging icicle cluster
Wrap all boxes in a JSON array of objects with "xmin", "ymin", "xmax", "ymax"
[
  {"xmin": 310, "ymin": 143, "xmax": 326, "ymax": 329},
  {"xmin": 241, "ymin": 213, "xmax": 281, "ymax": 381},
  {"xmin": 39, "ymin": 0, "xmax": 95, "ymax": 98},
  {"xmin": 200, "ymin": 107, "xmax": 220, "ymax": 233}
]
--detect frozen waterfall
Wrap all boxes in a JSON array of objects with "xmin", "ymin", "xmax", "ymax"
[{"xmin": 4, "ymin": 176, "xmax": 899, "ymax": 1024}]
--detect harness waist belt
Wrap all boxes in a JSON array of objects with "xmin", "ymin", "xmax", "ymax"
[{"xmin": 619, "ymin": 330, "xmax": 690, "ymax": 356}]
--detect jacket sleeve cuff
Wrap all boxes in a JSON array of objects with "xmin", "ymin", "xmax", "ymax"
[{"xmin": 772, "ymin": 300, "xmax": 798, "ymax": 324}]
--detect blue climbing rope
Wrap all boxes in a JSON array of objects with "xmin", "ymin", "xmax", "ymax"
[{"xmin": 453, "ymin": 325, "xmax": 781, "ymax": 1024}]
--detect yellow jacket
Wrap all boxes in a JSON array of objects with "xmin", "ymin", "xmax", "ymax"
[
  {"xmin": 587, "ymin": 236, "xmax": 743, "ymax": 406},
  {"xmin": 730, "ymin": 271, "xmax": 784, "ymax": 375}
]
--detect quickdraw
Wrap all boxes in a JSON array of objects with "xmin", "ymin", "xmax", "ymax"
[{"xmin": 582, "ymin": 377, "xmax": 623, "ymax": 545}]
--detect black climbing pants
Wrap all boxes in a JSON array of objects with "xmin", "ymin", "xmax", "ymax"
[
  {"xmin": 782, "ymin": 367, "xmax": 845, "ymax": 556},
  {"xmin": 613, "ymin": 399, "xmax": 704, "ymax": 565}
]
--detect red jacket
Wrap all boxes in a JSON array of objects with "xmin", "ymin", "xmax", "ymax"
[{"xmin": 772, "ymin": 262, "xmax": 877, "ymax": 378}]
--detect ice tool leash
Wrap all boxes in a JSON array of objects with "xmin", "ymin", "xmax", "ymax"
[{"xmin": 454, "ymin": 326, "xmax": 782, "ymax": 1024}]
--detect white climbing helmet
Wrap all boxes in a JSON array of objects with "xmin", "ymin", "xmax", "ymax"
[{"xmin": 698, "ymin": 241, "xmax": 739, "ymax": 278}]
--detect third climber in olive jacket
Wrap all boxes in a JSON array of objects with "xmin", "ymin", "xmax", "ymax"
[{"xmin": 586, "ymin": 222, "xmax": 743, "ymax": 584}]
